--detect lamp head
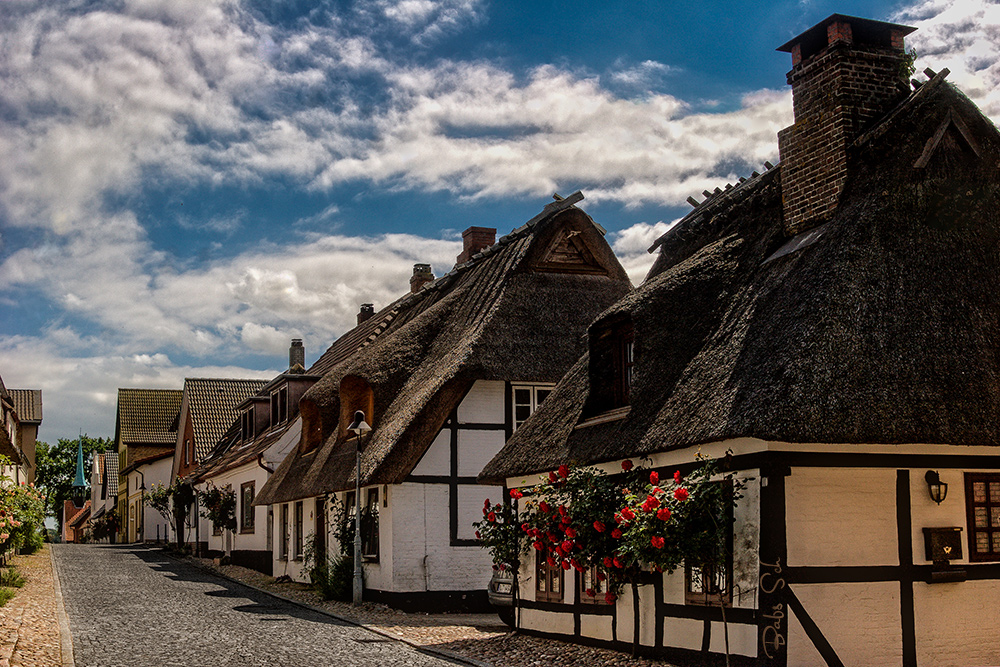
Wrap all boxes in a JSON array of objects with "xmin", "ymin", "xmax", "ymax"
[
  {"xmin": 347, "ymin": 410, "xmax": 371, "ymax": 436},
  {"xmin": 924, "ymin": 470, "xmax": 948, "ymax": 505}
]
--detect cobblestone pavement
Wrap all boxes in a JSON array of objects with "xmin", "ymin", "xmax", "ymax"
[
  {"xmin": 0, "ymin": 545, "xmax": 63, "ymax": 667},
  {"xmin": 52, "ymin": 544, "xmax": 454, "ymax": 667},
  {"xmin": 190, "ymin": 557, "xmax": 677, "ymax": 667}
]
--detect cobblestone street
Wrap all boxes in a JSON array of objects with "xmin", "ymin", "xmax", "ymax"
[{"xmin": 52, "ymin": 544, "xmax": 453, "ymax": 667}]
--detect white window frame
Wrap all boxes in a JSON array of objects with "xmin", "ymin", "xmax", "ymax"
[{"xmin": 511, "ymin": 384, "xmax": 555, "ymax": 431}]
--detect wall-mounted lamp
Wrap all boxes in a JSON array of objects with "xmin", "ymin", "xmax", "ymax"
[{"xmin": 925, "ymin": 470, "xmax": 948, "ymax": 505}]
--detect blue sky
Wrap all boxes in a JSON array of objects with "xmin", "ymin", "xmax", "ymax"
[{"xmin": 2, "ymin": 0, "xmax": 998, "ymax": 444}]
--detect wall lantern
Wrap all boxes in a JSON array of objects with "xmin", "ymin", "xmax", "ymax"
[{"xmin": 925, "ymin": 470, "xmax": 948, "ymax": 504}]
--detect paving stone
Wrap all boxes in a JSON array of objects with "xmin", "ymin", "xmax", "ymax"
[{"xmin": 52, "ymin": 544, "xmax": 452, "ymax": 667}]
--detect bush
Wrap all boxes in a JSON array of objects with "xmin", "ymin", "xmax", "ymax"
[
  {"xmin": 313, "ymin": 555, "xmax": 353, "ymax": 601},
  {"xmin": 0, "ymin": 567, "xmax": 25, "ymax": 588},
  {"xmin": 0, "ymin": 588, "xmax": 14, "ymax": 607}
]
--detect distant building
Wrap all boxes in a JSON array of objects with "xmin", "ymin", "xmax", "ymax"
[{"xmin": 0, "ymin": 373, "xmax": 42, "ymax": 484}]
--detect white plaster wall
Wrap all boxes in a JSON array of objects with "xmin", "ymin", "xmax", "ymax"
[
  {"xmin": 457, "ymin": 380, "xmax": 504, "ymax": 424},
  {"xmin": 520, "ymin": 608, "xmax": 575, "ymax": 636},
  {"xmin": 205, "ymin": 463, "xmax": 271, "ymax": 554},
  {"xmin": 733, "ymin": 471, "xmax": 761, "ymax": 610},
  {"xmin": 410, "ymin": 430, "xmax": 450, "ymax": 476},
  {"xmin": 662, "ymin": 616, "xmax": 703, "ymax": 652},
  {"xmin": 389, "ymin": 482, "xmax": 495, "ymax": 593},
  {"xmin": 457, "ymin": 430, "xmax": 506, "ymax": 477},
  {"xmin": 139, "ymin": 458, "xmax": 172, "ymax": 543},
  {"xmin": 786, "ymin": 468, "xmax": 899, "ymax": 567},
  {"xmin": 615, "ymin": 583, "xmax": 657, "ymax": 647},
  {"xmin": 913, "ymin": 580, "xmax": 1000, "ymax": 666},
  {"xmin": 788, "ymin": 581, "xmax": 902, "ymax": 667},
  {"xmin": 709, "ymin": 620, "xmax": 757, "ymax": 658},
  {"xmin": 457, "ymin": 485, "xmax": 497, "ymax": 540},
  {"xmin": 269, "ymin": 500, "xmax": 311, "ymax": 583},
  {"xmin": 579, "ymin": 614, "xmax": 614, "ymax": 642}
]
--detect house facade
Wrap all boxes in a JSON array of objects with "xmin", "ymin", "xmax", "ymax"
[
  {"xmin": 255, "ymin": 197, "xmax": 633, "ymax": 610},
  {"xmin": 170, "ymin": 377, "xmax": 266, "ymax": 552},
  {"xmin": 0, "ymin": 374, "xmax": 42, "ymax": 484},
  {"xmin": 89, "ymin": 450, "xmax": 119, "ymax": 542},
  {"xmin": 114, "ymin": 388, "xmax": 183, "ymax": 542},
  {"xmin": 481, "ymin": 15, "xmax": 1000, "ymax": 667},
  {"xmin": 191, "ymin": 342, "xmax": 318, "ymax": 573}
]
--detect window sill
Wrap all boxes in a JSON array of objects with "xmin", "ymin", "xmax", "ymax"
[
  {"xmin": 240, "ymin": 528, "xmax": 255, "ymax": 535},
  {"xmin": 362, "ymin": 556, "xmax": 380, "ymax": 563},
  {"xmin": 574, "ymin": 406, "xmax": 630, "ymax": 430}
]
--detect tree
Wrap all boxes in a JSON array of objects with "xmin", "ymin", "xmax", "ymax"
[
  {"xmin": 35, "ymin": 436, "xmax": 113, "ymax": 529},
  {"xmin": 147, "ymin": 481, "xmax": 195, "ymax": 550}
]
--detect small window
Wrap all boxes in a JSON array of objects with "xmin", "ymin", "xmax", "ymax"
[
  {"xmin": 241, "ymin": 409, "xmax": 255, "ymax": 442},
  {"xmin": 361, "ymin": 488, "xmax": 379, "ymax": 561},
  {"xmin": 580, "ymin": 565, "xmax": 611, "ymax": 604},
  {"xmin": 512, "ymin": 385, "xmax": 554, "ymax": 430},
  {"xmin": 614, "ymin": 325, "xmax": 634, "ymax": 407},
  {"xmin": 240, "ymin": 482, "xmax": 255, "ymax": 533},
  {"xmin": 535, "ymin": 551, "xmax": 564, "ymax": 602},
  {"xmin": 184, "ymin": 439, "xmax": 190, "ymax": 466},
  {"xmin": 685, "ymin": 562, "xmax": 732, "ymax": 606},
  {"xmin": 279, "ymin": 504, "xmax": 289, "ymax": 560},
  {"xmin": 584, "ymin": 316, "xmax": 636, "ymax": 416},
  {"xmin": 270, "ymin": 387, "xmax": 289, "ymax": 428},
  {"xmin": 266, "ymin": 507, "xmax": 273, "ymax": 552},
  {"xmin": 294, "ymin": 501, "xmax": 304, "ymax": 560},
  {"xmin": 966, "ymin": 473, "xmax": 1000, "ymax": 562}
]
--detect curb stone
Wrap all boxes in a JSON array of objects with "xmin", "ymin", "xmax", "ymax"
[
  {"xmin": 50, "ymin": 546, "xmax": 76, "ymax": 667},
  {"xmin": 165, "ymin": 550, "xmax": 494, "ymax": 667}
]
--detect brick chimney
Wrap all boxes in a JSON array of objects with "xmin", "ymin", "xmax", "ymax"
[
  {"xmin": 357, "ymin": 303, "xmax": 375, "ymax": 324},
  {"xmin": 777, "ymin": 15, "xmax": 915, "ymax": 235},
  {"xmin": 409, "ymin": 264, "xmax": 434, "ymax": 293},
  {"xmin": 289, "ymin": 339, "xmax": 305, "ymax": 373},
  {"xmin": 456, "ymin": 226, "xmax": 496, "ymax": 264}
]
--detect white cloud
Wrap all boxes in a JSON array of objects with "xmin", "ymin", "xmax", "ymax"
[
  {"xmin": 611, "ymin": 220, "xmax": 679, "ymax": 285},
  {"xmin": 895, "ymin": 0, "xmax": 1000, "ymax": 118}
]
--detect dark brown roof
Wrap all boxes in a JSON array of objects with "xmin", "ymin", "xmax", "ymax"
[
  {"xmin": 182, "ymin": 378, "xmax": 267, "ymax": 460},
  {"xmin": 481, "ymin": 76, "xmax": 1000, "ymax": 483},
  {"xmin": 8, "ymin": 390, "xmax": 42, "ymax": 424},
  {"xmin": 115, "ymin": 388, "xmax": 183, "ymax": 448},
  {"xmin": 256, "ymin": 195, "xmax": 633, "ymax": 506}
]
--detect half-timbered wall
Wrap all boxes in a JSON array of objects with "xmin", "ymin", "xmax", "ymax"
[{"xmin": 505, "ymin": 438, "xmax": 1000, "ymax": 666}]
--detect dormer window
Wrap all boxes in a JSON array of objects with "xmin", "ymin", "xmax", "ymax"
[
  {"xmin": 270, "ymin": 386, "xmax": 288, "ymax": 428},
  {"xmin": 241, "ymin": 408, "xmax": 255, "ymax": 442},
  {"xmin": 583, "ymin": 316, "xmax": 635, "ymax": 418}
]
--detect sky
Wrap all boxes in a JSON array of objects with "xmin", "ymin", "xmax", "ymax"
[{"xmin": 2, "ymin": 0, "xmax": 1000, "ymax": 445}]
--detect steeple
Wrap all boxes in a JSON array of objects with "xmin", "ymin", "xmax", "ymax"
[{"xmin": 71, "ymin": 435, "xmax": 87, "ymax": 506}]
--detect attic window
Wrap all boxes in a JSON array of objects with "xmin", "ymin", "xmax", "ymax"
[
  {"xmin": 583, "ymin": 317, "xmax": 635, "ymax": 417},
  {"xmin": 270, "ymin": 386, "xmax": 288, "ymax": 428},
  {"xmin": 241, "ymin": 408, "xmax": 255, "ymax": 443}
]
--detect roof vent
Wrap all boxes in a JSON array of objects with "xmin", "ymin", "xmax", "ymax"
[
  {"xmin": 456, "ymin": 226, "xmax": 496, "ymax": 264},
  {"xmin": 409, "ymin": 264, "xmax": 434, "ymax": 293},
  {"xmin": 357, "ymin": 303, "xmax": 375, "ymax": 324}
]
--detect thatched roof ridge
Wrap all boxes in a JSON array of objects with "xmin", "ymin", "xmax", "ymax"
[
  {"xmin": 256, "ymin": 196, "xmax": 632, "ymax": 506},
  {"xmin": 481, "ymin": 78, "xmax": 1000, "ymax": 483}
]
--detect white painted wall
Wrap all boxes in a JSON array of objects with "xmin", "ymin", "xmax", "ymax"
[{"xmin": 457, "ymin": 380, "xmax": 504, "ymax": 423}]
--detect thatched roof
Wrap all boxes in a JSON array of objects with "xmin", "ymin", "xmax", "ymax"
[
  {"xmin": 480, "ymin": 75, "xmax": 1000, "ymax": 483},
  {"xmin": 255, "ymin": 195, "xmax": 632, "ymax": 506}
]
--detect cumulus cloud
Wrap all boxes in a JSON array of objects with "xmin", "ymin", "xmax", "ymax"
[
  {"xmin": 611, "ymin": 220, "xmax": 679, "ymax": 285},
  {"xmin": 895, "ymin": 0, "xmax": 1000, "ymax": 119}
]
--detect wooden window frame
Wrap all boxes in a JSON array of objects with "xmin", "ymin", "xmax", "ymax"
[
  {"xmin": 580, "ymin": 565, "xmax": 611, "ymax": 605},
  {"xmin": 279, "ymin": 504, "xmax": 289, "ymax": 560},
  {"xmin": 293, "ymin": 501, "xmax": 304, "ymax": 560},
  {"xmin": 613, "ymin": 325, "xmax": 634, "ymax": 408},
  {"xmin": 361, "ymin": 488, "xmax": 379, "ymax": 562},
  {"xmin": 241, "ymin": 409, "xmax": 255, "ymax": 443},
  {"xmin": 270, "ymin": 386, "xmax": 289, "ymax": 429},
  {"xmin": 240, "ymin": 481, "xmax": 255, "ymax": 534},
  {"xmin": 966, "ymin": 473, "xmax": 1000, "ymax": 562},
  {"xmin": 535, "ymin": 551, "xmax": 565, "ymax": 602},
  {"xmin": 685, "ymin": 561, "xmax": 733, "ymax": 607}
]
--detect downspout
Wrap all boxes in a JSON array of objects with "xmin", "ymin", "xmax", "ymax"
[{"xmin": 257, "ymin": 454, "xmax": 274, "ymax": 474}]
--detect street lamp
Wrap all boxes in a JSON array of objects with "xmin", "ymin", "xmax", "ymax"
[{"xmin": 347, "ymin": 410, "xmax": 371, "ymax": 606}]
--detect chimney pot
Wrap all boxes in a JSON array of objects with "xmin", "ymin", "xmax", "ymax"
[
  {"xmin": 456, "ymin": 226, "xmax": 496, "ymax": 264},
  {"xmin": 289, "ymin": 339, "xmax": 305, "ymax": 373},
  {"xmin": 410, "ymin": 265, "xmax": 434, "ymax": 293},
  {"xmin": 357, "ymin": 303, "xmax": 375, "ymax": 324}
]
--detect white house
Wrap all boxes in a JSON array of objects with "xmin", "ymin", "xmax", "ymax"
[
  {"xmin": 481, "ymin": 15, "xmax": 1000, "ymax": 666},
  {"xmin": 255, "ymin": 197, "xmax": 632, "ymax": 610}
]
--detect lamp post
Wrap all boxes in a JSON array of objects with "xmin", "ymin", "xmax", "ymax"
[{"xmin": 347, "ymin": 410, "xmax": 371, "ymax": 606}]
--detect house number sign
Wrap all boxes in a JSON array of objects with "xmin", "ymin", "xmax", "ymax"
[{"xmin": 759, "ymin": 558, "xmax": 786, "ymax": 659}]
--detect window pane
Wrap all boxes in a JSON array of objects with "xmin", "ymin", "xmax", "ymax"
[
  {"xmin": 515, "ymin": 405, "xmax": 531, "ymax": 424},
  {"xmin": 992, "ymin": 507, "xmax": 1000, "ymax": 528},
  {"xmin": 991, "ymin": 483, "xmax": 1000, "ymax": 503},
  {"xmin": 974, "ymin": 482, "xmax": 987, "ymax": 503},
  {"xmin": 976, "ymin": 507, "xmax": 989, "ymax": 528},
  {"xmin": 514, "ymin": 388, "xmax": 531, "ymax": 406},
  {"xmin": 536, "ymin": 389, "xmax": 551, "ymax": 405},
  {"xmin": 994, "ymin": 533, "xmax": 1000, "ymax": 554},
  {"xmin": 977, "ymin": 532, "xmax": 990, "ymax": 553}
]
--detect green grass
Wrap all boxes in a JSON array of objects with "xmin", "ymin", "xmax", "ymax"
[
  {"xmin": 0, "ymin": 588, "xmax": 16, "ymax": 607},
  {"xmin": 0, "ymin": 567, "xmax": 26, "ymax": 588}
]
